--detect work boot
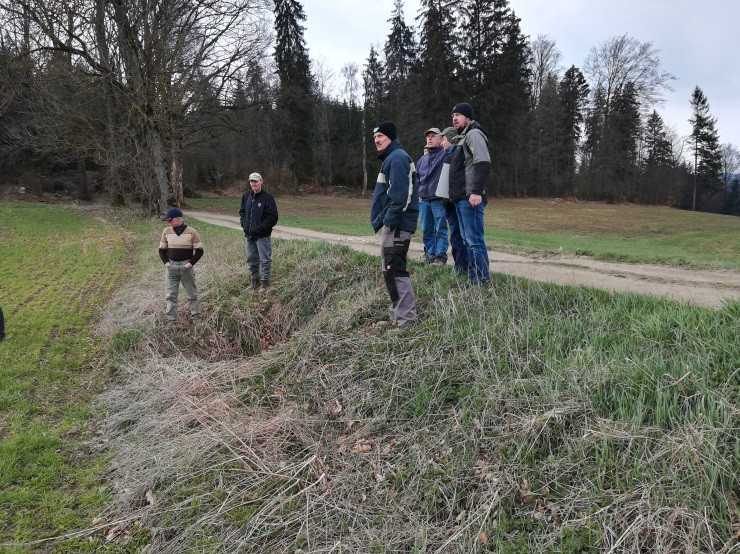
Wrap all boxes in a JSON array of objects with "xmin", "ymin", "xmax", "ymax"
[{"xmin": 258, "ymin": 279, "xmax": 269, "ymax": 294}]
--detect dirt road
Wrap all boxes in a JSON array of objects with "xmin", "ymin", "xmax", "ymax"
[{"xmin": 189, "ymin": 211, "xmax": 740, "ymax": 309}]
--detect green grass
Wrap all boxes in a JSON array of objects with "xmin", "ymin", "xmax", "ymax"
[
  {"xmin": 0, "ymin": 203, "xmax": 128, "ymax": 550},
  {"xmin": 101, "ymin": 230, "xmax": 739, "ymax": 551},
  {"xmin": 1, "ymin": 198, "xmax": 737, "ymax": 551},
  {"xmin": 187, "ymin": 195, "xmax": 740, "ymax": 269}
]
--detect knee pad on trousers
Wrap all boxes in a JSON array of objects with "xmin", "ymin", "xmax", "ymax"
[
  {"xmin": 383, "ymin": 243, "xmax": 410, "ymax": 278},
  {"xmin": 383, "ymin": 269, "xmax": 400, "ymax": 302}
]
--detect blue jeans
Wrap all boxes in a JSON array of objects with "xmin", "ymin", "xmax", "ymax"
[
  {"xmin": 246, "ymin": 236, "xmax": 272, "ymax": 280},
  {"xmin": 444, "ymin": 202, "xmax": 468, "ymax": 272},
  {"xmin": 455, "ymin": 199, "xmax": 489, "ymax": 284},
  {"xmin": 419, "ymin": 199, "xmax": 449, "ymax": 261}
]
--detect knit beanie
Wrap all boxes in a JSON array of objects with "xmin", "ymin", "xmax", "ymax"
[
  {"xmin": 373, "ymin": 121, "xmax": 397, "ymax": 141},
  {"xmin": 452, "ymin": 102, "xmax": 474, "ymax": 120}
]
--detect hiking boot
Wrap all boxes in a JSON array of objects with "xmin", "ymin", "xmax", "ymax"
[
  {"xmin": 388, "ymin": 319, "xmax": 419, "ymax": 335},
  {"xmin": 258, "ymin": 280, "xmax": 270, "ymax": 294},
  {"xmin": 251, "ymin": 278, "xmax": 260, "ymax": 291},
  {"xmin": 432, "ymin": 257, "xmax": 447, "ymax": 266}
]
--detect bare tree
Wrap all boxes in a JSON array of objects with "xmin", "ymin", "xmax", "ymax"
[
  {"xmin": 720, "ymin": 142, "xmax": 740, "ymax": 186},
  {"xmin": 584, "ymin": 33, "xmax": 675, "ymax": 117},
  {"xmin": 312, "ymin": 57, "xmax": 335, "ymax": 189},
  {"xmin": 0, "ymin": 0, "xmax": 271, "ymax": 211},
  {"xmin": 530, "ymin": 34, "xmax": 561, "ymax": 108}
]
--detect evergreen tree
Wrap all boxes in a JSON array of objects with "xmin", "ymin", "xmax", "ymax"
[
  {"xmin": 415, "ymin": 0, "xmax": 459, "ymax": 127},
  {"xmin": 609, "ymin": 81, "xmax": 641, "ymax": 193},
  {"xmin": 456, "ymin": 0, "xmax": 531, "ymax": 194},
  {"xmin": 558, "ymin": 65, "xmax": 589, "ymax": 180},
  {"xmin": 643, "ymin": 110, "xmax": 672, "ymax": 168},
  {"xmin": 362, "ymin": 46, "xmax": 385, "ymax": 194},
  {"xmin": 688, "ymin": 86, "xmax": 722, "ymax": 210},
  {"xmin": 274, "ymin": 0, "xmax": 314, "ymax": 192},
  {"xmin": 641, "ymin": 110, "xmax": 674, "ymax": 204},
  {"xmin": 383, "ymin": 0, "xmax": 417, "ymax": 131},
  {"xmin": 527, "ymin": 73, "xmax": 563, "ymax": 196}
]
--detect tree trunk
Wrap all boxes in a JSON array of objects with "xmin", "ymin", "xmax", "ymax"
[
  {"xmin": 361, "ymin": 109, "xmax": 368, "ymax": 196},
  {"xmin": 150, "ymin": 127, "xmax": 170, "ymax": 212},
  {"xmin": 171, "ymin": 144, "xmax": 184, "ymax": 206},
  {"xmin": 76, "ymin": 158, "xmax": 90, "ymax": 201}
]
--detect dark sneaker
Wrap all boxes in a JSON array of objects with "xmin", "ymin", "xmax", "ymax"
[{"xmin": 432, "ymin": 257, "xmax": 447, "ymax": 266}]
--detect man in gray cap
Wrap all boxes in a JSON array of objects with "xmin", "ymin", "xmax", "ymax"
[
  {"xmin": 158, "ymin": 208, "xmax": 204, "ymax": 323},
  {"xmin": 417, "ymin": 127, "xmax": 449, "ymax": 265},
  {"xmin": 240, "ymin": 172, "xmax": 279, "ymax": 293}
]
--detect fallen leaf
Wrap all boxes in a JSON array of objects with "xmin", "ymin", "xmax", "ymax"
[
  {"xmin": 146, "ymin": 490, "xmax": 156, "ymax": 506},
  {"xmin": 478, "ymin": 531, "xmax": 488, "ymax": 544}
]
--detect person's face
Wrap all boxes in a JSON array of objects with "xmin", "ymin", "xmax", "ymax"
[
  {"xmin": 441, "ymin": 135, "xmax": 452, "ymax": 150},
  {"xmin": 453, "ymin": 112, "xmax": 471, "ymax": 130},
  {"xmin": 374, "ymin": 132, "xmax": 391, "ymax": 152},
  {"xmin": 167, "ymin": 216, "xmax": 183, "ymax": 227},
  {"xmin": 425, "ymin": 133, "xmax": 442, "ymax": 148},
  {"xmin": 250, "ymin": 178, "xmax": 263, "ymax": 193}
]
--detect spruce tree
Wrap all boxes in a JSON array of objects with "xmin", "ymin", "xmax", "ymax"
[
  {"xmin": 274, "ymin": 0, "xmax": 314, "ymax": 192},
  {"xmin": 383, "ymin": 0, "xmax": 417, "ymax": 131},
  {"xmin": 688, "ymin": 86, "xmax": 722, "ymax": 210},
  {"xmin": 456, "ymin": 0, "xmax": 531, "ymax": 194},
  {"xmin": 362, "ymin": 46, "xmax": 385, "ymax": 194},
  {"xmin": 643, "ymin": 110, "xmax": 672, "ymax": 168},
  {"xmin": 416, "ymin": 0, "xmax": 459, "ymax": 127},
  {"xmin": 558, "ymin": 65, "xmax": 589, "ymax": 181},
  {"xmin": 642, "ymin": 110, "xmax": 673, "ymax": 204}
]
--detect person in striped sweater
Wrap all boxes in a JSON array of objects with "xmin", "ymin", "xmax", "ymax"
[{"xmin": 158, "ymin": 208, "xmax": 204, "ymax": 323}]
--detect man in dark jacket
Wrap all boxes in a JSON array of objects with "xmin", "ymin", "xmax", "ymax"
[
  {"xmin": 448, "ymin": 102, "xmax": 492, "ymax": 286},
  {"xmin": 239, "ymin": 172, "xmax": 279, "ymax": 293},
  {"xmin": 417, "ymin": 127, "xmax": 449, "ymax": 265},
  {"xmin": 370, "ymin": 121, "xmax": 419, "ymax": 330}
]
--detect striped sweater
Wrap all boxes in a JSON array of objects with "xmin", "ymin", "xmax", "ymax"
[{"xmin": 158, "ymin": 224, "xmax": 204, "ymax": 264}]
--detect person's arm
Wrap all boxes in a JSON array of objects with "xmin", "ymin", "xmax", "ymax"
[
  {"xmin": 188, "ymin": 229, "xmax": 204, "ymax": 266},
  {"xmin": 383, "ymin": 155, "xmax": 414, "ymax": 230},
  {"xmin": 239, "ymin": 193, "xmax": 247, "ymax": 228},
  {"xmin": 261, "ymin": 196, "xmax": 279, "ymax": 232},
  {"xmin": 466, "ymin": 130, "xmax": 491, "ymax": 196},
  {"xmin": 158, "ymin": 229, "xmax": 170, "ymax": 265}
]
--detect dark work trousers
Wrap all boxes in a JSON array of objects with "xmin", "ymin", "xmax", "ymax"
[{"xmin": 380, "ymin": 225, "xmax": 418, "ymax": 325}]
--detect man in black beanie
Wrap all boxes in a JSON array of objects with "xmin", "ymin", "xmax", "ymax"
[
  {"xmin": 448, "ymin": 102, "xmax": 491, "ymax": 286},
  {"xmin": 370, "ymin": 121, "xmax": 420, "ymax": 330}
]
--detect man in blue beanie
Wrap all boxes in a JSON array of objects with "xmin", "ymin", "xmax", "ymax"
[
  {"xmin": 370, "ymin": 121, "xmax": 420, "ymax": 330},
  {"xmin": 448, "ymin": 102, "xmax": 491, "ymax": 286}
]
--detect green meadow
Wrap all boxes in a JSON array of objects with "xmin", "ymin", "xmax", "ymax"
[
  {"xmin": 187, "ymin": 196, "xmax": 740, "ymax": 270},
  {"xmin": 0, "ymin": 200, "xmax": 738, "ymax": 552}
]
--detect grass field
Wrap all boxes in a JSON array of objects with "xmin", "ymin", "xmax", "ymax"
[
  {"xmin": 101, "ymin": 229, "xmax": 739, "ymax": 552},
  {"xmin": 1, "ymin": 199, "xmax": 738, "ymax": 552},
  {"xmin": 0, "ymin": 204, "xmax": 129, "ymax": 550},
  {"xmin": 187, "ymin": 195, "xmax": 740, "ymax": 269}
]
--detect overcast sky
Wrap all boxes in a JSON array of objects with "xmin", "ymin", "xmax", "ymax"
[{"xmin": 302, "ymin": 0, "xmax": 740, "ymax": 150}]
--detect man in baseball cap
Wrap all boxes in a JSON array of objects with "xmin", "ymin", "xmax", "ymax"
[
  {"xmin": 240, "ymin": 171, "xmax": 279, "ymax": 293},
  {"xmin": 158, "ymin": 208, "xmax": 204, "ymax": 323},
  {"xmin": 417, "ymin": 127, "xmax": 449, "ymax": 265}
]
